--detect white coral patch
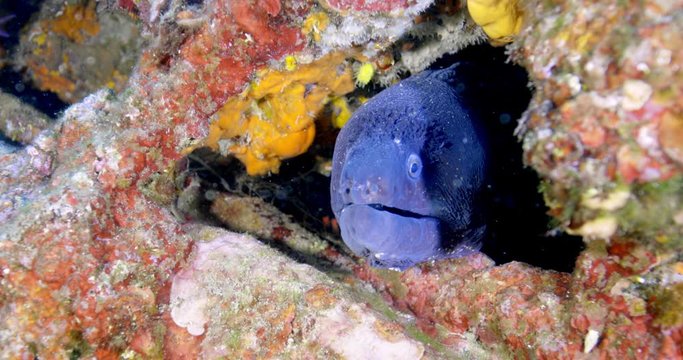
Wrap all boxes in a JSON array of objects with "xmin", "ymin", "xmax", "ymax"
[
  {"xmin": 170, "ymin": 265, "xmax": 209, "ymax": 336},
  {"xmin": 570, "ymin": 216, "xmax": 618, "ymax": 240},
  {"xmin": 583, "ymin": 329, "xmax": 601, "ymax": 353},
  {"xmin": 169, "ymin": 234, "xmax": 260, "ymax": 336},
  {"xmin": 581, "ymin": 187, "xmax": 631, "ymax": 211},
  {"xmin": 314, "ymin": 304, "xmax": 425, "ymax": 359},
  {"xmin": 637, "ymin": 124, "xmax": 662, "ymax": 157},
  {"xmin": 71, "ymin": 171, "xmax": 94, "ymax": 189},
  {"xmin": 621, "ymin": 79, "xmax": 652, "ymax": 111},
  {"xmin": 674, "ymin": 210, "xmax": 683, "ymax": 225}
]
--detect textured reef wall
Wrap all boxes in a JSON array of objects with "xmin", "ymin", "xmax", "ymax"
[
  {"xmin": 13, "ymin": 0, "xmax": 143, "ymax": 103},
  {"xmin": 0, "ymin": 0, "xmax": 681, "ymax": 358}
]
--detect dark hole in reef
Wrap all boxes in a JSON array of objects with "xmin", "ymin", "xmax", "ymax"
[
  {"xmin": 187, "ymin": 148, "xmax": 335, "ymax": 236},
  {"xmin": 0, "ymin": 67, "xmax": 69, "ymax": 119},
  {"xmin": 0, "ymin": 0, "xmax": 42, "ymax": 50},
  {"xmin": 188, "ymin": 44, "xmax": 584, "ymax": 274},
  {"xmin": 0, "ymin": 131, "xmax": 22, "ymax": 153},
  {"xmin": 183, "ymin": 148, "xmax": 351, "ymax": 277},
  {"xmin": 429, "ymin": 44, "xmax": 584, "ymax": 273}
]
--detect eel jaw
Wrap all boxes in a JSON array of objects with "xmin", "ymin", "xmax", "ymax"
[
  {"xmin": 365, "ymin": 203, "xmax": 431, "ymax": 219},
  {"xmin": 338, "ymin": 203, "xmax": 443, "ymax": 270}
]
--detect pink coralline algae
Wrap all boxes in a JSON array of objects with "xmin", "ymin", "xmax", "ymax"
[
  {"xmin": 0, "ymin": 0, "xmax": 681, "ymax": 358},
  {"xmin": 322, "ymin": 0, "xmax": 412, "ymax": 13},
  {"xmin": 167, "ymin": 227, "xmax": 434, "ymax": 358},
  {"xmin": 0, "ymin": 0, "xmax": 433, "ymax": 357},
  {"xmin": 511, "ymin": 0, "xmax": 683, "ymax": 247}
]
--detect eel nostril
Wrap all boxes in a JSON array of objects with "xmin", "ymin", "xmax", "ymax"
[{"xmin": 369, "ymin": 183, "xmax": 379, "ymax": 194}]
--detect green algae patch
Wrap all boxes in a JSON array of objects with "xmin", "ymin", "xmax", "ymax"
[
  {"xmin": 138, "ymin": 170, "xmax": 178, "ymax": 205},
  {"xmin": 374, "ymin": 269, "xmax": 410, "ymax": 301},
  {"xmin": 404, "ymin": 323, "xmax": 456, "ymax": 357},
  {"xmin": 360, "ymin": 284, "xmax": 461, "ymax": 357},
  {"xmin": 66, "ymin": 330, "xmax": 91, "ymax": 360},
  {"xmin": 362, "ymin": 291, "xmax": 400, "ymax": 323},
  {"xmin": 617, "ymin": 176, "xmax": 683, "ymax": 247},
  {"xmin": 652, "ymin": 283, "xmax": 683, "ymax": 328}
]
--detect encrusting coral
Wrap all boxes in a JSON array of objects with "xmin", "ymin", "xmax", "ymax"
[
  {"xmin": 198, "ymin": 0, "xmax": 441, "ymax": 175},
  {"xmin": 47, "ymin": 0, "xmax": 100, "ymax": 43},
  {"xmin": 301, "ymin": 11, "xmax": 330, "ymax": 43},
  {"xmin": 389, "ymin": 2, "xmax": 486, "ymax": 76},
  {"xmin": 169, "ymin": 225, "xmax": 434, "ymax": 358}
]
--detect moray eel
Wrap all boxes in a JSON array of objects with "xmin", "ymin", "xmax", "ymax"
[{"xmin": 331, "ymin": 62, "xmax": 492, "ymax": 270}]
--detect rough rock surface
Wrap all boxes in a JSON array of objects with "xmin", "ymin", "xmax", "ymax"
[
  {"xmin": 168, "ymin": 226, "xmax": 438, "ymax": 358},
  {"xmin": 0, "ymin": 91, "xmax": 50, "ymax": 145},
  {"xmin": 13, "ymin": 0, "xmax": 142, "ymax": 103},
  {"xmin": 0, "ymin": 0, "xmax": 681, "ymax": 358}
]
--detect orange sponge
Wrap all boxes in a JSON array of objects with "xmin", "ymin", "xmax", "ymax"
[{"xmin": 207, "ymin": 52, "xmax": 354, "ymax": 175}]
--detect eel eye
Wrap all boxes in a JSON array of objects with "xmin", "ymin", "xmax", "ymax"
[{"xmin": 407, "ymin": 153, "xmax": 422, "ymax": 179}]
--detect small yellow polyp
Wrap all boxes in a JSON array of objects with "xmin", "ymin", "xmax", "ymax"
[
  {"xmin": 355, "ymin": 62, "xmax": 375, "ymax": 86},
  {"xmin": 207, "ymin": 52, "xmax": 354, "ymax": 175},
  {"xmin": 330, "ymin": 97, "xmax": 352, "ymax": 128},
  {"xmin": 284, "ymin": 55, "xmax": 297, "ymax": 71},
  {"xmin": 302, "ymin": 12, "xmax": 330, "ymax": 42},
  {"xmin": 467, "ymin": 0, "xmax": 523, "ymax": 45}
]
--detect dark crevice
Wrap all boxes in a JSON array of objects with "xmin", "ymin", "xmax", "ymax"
[
  {"xmin": 0, "ymin": 0, "xmax": 42, "ymax": 50},
  {"xmin": 182, "ymin": 149, "xmax": 352, "ymax": 277},
  {"xmin": 0, "ymin": 68, "xmax": 69, "ymax": 118},
  {"xmin": 432, "ymin": 45, "xmax": 584, "ymax": 273}
]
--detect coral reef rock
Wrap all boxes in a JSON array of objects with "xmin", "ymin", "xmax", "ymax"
[
  {"xmin": 0, "ymin": 91, "xmax": 50, "ymax": 145},
  {"xmin": 13, "ymin": 0, "xmax": 142, "ymax": 103},
  {"xmin": 0, "ymin": 0, "xmax": 681, "ymax": 358},
  {"xmin": 169, "ymin": 226, "xmax": 438, "ymax": 358}
]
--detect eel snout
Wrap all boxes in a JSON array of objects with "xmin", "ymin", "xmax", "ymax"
[{"xmin": 339, "ymin": 203, "xmax": 442, "ymax": 269}]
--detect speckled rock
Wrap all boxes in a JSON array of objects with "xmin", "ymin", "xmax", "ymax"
[
  {"xmin": 0, "ymin": 92, "xmax": 50, "ymax": 145},
  {"xmin": 13, "ymin": 0, "xmax": 142, "ymax": 103},
  {"xmin": 512, "ymin": 0, "xmax": 683, "ymax": 246},
  {"xmin": 0, "ymin": 0, "xmax": 681, "ymax": 357},
  {"xmin": 168, "ymin": 226, "xmax": 439, "ymax": 358}
]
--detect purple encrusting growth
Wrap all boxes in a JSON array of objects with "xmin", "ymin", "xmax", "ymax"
[{"xmin": 0, "ymin": 14, "xmax": 15, "ymax": 37}]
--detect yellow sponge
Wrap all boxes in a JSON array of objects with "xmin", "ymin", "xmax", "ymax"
[{"xmin": 468, "ymin": 0, "xmax": 523, "ymax": 44}]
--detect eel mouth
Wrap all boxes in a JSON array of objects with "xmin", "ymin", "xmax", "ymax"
[
  {"xmin": 346, "ymin": 203, "xmax": 432, "ymax": 220},
  {"xmin": 337, "ymin": 203, "xmax": 443, "ymax": 269}
]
